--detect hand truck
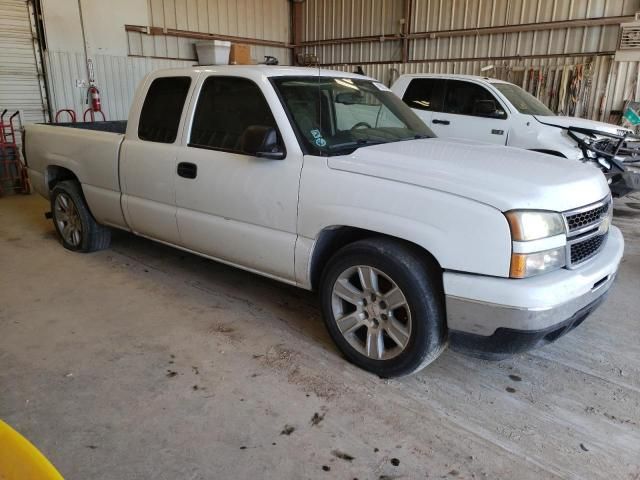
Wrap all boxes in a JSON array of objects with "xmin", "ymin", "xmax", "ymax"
[{"xmin": 0, "ymin": 110, "xmax": 30, "ymax": 196}]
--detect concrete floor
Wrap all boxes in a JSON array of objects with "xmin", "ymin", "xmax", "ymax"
[{"xmin": 0, "ymin": 193, "xmax": 639, "ymax": 480}]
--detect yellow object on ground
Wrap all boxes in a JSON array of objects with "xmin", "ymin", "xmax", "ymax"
[{"xmin": 0, "ymin": 419, "xmax": 64, "ymax": 480}]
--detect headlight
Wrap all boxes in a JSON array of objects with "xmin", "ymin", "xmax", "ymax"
[
  {"xmin": 505, "ymin": 210, "xmax": 567, "ymax": 278},
  {"xmin": 510, "ymin": 247, "xmax": 566, "ymax": 278},
  {"xmin": 505, "ymin": 210, "xmax": 565, "ymax": 241},
  {"xmin": 599, "ymin": 199, "xmax": 613, "ymax": 234}
]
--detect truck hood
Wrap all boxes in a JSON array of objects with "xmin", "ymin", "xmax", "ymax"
[
  {"xmin": 327, "ymin": 138, "xmax": 610, "ymax": 212},
  {"xmin": 533, "ymin": 115, "xmax": 632, "ymax": 136}
]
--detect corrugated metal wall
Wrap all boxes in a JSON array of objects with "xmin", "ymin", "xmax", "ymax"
[
  {"xmin": 148, "ymin": 0, "xmax": 289, "ymax": 41},
  {"xmin": 300, "ymin": 0, "xmax": 640, "ymax": 122},
  {"xmin": 127, "ymin": 0, "xmax": 291, "ymax": 64},
  {"xmin": 45, "ymin": 52, "xmax": 193, "ymax": 121},
  {"xmin": 126, "ymin": 30, "xmax": 290, "ymax": 64},
  {"xmin": 409, "ymin": 0, "xmax": 628, "ymax": 60},
  {"xmin": 44, "ymin": 0, "xmax": 293, "ymax": 122},
  {"xmin": 41, "ymin": 0, "xmax": 639, "ymax": 124}
]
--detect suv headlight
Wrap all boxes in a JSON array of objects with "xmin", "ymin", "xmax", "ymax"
[{"xmin": 505, "ymin": 210, "xmax": 567, "ymax": 278}]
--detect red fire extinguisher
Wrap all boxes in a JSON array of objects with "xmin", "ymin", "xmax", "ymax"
[
  {"xmin": 89, "ymin": 86, "xmax": 101, "ymax": 112},
  {"xmin": 83, "ymin": 85, "xmax": 106, "ymax": 122}
]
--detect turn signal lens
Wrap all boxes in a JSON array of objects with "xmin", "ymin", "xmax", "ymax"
[
  {"xmin": 510, "ymin": 248, "xmax": 566, "ymax": 278},
  {"xmin": 510, "ymin": 254, "xmax": 528, "ymax": 279}
]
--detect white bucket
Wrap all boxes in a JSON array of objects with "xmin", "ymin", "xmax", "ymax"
[{"xmin": 195, "ymin": 40, "xmax": 231, "ymax": 65}]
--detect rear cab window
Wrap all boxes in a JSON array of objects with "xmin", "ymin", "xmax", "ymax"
[{"xmin": 138, "ymin": 76, "xmax": 192, "ymax": 143}]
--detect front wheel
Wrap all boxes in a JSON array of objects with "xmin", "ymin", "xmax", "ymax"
[
  {"xmin": 320, "ymin": 238, "xmax": 446, "ymax": 378},
  {"xmin": 51, "ymin": 180, "xmax": 111, "ymax": 252}
]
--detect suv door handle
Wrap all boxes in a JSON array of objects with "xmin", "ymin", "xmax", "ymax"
[
  {"xmin": 177, "ymin": 162, "xmax": 197, "ymax": 179},
  {"xmin": 432, "ymin": 119, "xmax": 450, "ymax": 125}
]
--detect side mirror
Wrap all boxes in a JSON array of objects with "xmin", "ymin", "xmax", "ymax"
[{"xmin": 240, "ymin": 125, "xmax": 285, "ymax": 160}]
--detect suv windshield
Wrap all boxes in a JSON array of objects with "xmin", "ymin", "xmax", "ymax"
[
  {"xmin": 272, "ymin": 76, "xmax": 433, "ymax": 155},
  {"xmin": 492, "ymin": 82, "xmax": 554, "ymax": 116}
]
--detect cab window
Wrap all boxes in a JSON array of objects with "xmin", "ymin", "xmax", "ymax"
[
  {"xmin": 443, "ymin": 80, "xmax": 507, "ymax": 119},
  {"xmin": 138, "ymin": 76, "xmax": 191, "ymax": 143},
  {"xmin": 402, "ymin": 78, "xmax": 445, "ymax": 112},
  {"xmin": 189, "ymin": 76, "xmax": 279, "ymax": 154}
]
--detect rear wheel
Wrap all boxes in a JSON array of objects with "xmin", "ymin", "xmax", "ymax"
[
  {"xmin": 320, "ymin": 238, "xmax": 446, "ymax": 378},
  {"xmin": 51, "ymin": 180, "xmax": 111, "ymax": 252}
]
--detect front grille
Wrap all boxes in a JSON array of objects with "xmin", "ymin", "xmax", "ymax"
[
  {"xmin": 565, "ymin": 200, "xmax": 610, "ymax": 233},
  {"xmin": 570, "ymin": 234, "xmax": 606, "ymax": 265},
  {"xmin": 563, "ymin": 196, "xmax": 611, "ymax": 268}
]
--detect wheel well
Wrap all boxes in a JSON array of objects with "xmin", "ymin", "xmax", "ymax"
[
  {"xmin": 309, "ymin": 226, "xmax": 442, "ymax": 290},
  {"xmin": 529, "ymin": 149, "xmax": 566, "ymax": 158},
  {"xmin": 46, "ymin": 166, "xmax": 78, "ymax": 190}
]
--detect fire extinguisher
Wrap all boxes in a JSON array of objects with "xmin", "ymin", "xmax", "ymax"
[
  {"xmin": 88, "ymin": 85, "xmax": 101, "ymax": 112},
  {"xmin": 83, "ymin": 84, "xmax": 106, "ymax": 122}
]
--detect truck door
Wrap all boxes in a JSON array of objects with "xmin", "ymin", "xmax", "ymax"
[
  {"xmin": 174, "ymin": 75, "xmax": 302, "ymax": 282},
  {"xmin": 120, "ymin": 75, "xmax": 194, "ymax": 244},
  {"xmin": 431, "ymin": 80, "xmax": 509, "ymax": 145},
  {"xmin": 401, "ymin": 78, "xmax": 445, "ymax": 128}
]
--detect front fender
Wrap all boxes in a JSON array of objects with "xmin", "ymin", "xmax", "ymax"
[
  {"xmin": 297, "ymin": 160, "xmax": 513, "ymax": 284},
  {"xmin": 536, "ymin": 127, "xmax": 583, "ymax": 160},
  {"xmin": 508, "ymin": 122, "xmax": 583, "ymax": 160}
]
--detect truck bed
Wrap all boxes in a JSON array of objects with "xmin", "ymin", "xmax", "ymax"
[
  {"xmin": 49, "ymin": 121, "xmax": 127, "ymax": 134},
  {"xmin": 25, "ymin": 122, "xmax": 125, "ymax": 214}
]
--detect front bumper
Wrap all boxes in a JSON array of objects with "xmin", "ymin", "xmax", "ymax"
[
  {"xmin": 445, "ymin": 225, "xmax": 624, "ymax": 359},
  {"xmin": 449, "ymin": 293, "xmax": 608, "ymax": 359}
]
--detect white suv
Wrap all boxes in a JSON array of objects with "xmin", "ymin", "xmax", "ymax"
[{"xmin": 391, "ymin": 74, "xmax": 640, "ymax": 196}]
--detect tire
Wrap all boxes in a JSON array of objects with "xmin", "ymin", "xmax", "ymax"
[
  {"xmin": 320, "ymin": 238, "xmax": 447, "ymax": 378},
  {"xmin": 50, "ymin": 180, "xmax": 111, "ymax": 252}
]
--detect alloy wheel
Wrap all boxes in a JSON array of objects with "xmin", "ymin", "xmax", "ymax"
[
  {"xmin": 54, "ymin": 193, "xmax": 82, "ymax": 247},
  {"xmin": 331, "ymin": 265, "xmax": 412, "ymax": 360}
]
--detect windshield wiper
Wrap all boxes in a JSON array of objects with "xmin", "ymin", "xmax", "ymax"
[
  {"xmin": 388, "ymin": 134, "xmax": 431, "ymax": 144},
  {"xmin": 327, "ymin": 138, "xmax": 386, "ymax": 153},
  {"xmin": 411, "ymin": 134, "xmax": 430, "ymax": 139},
  {"xmin": 327, "ymin": 135, "xmax": 431, "ymax": 154}
]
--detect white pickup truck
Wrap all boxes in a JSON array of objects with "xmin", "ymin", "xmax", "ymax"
[
  {"xmin": 24, "ymin": 66, "xmax": 624, "ymax": 377},
  {"xmin": 391, "ymin": 73, "xmax": 640, "ymax": 197}
]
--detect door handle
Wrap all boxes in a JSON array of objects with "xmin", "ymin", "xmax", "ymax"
[
  {"xmin": 432, "ymin": 119, "xmax": 450, "ymax": 125},
  {"xmin": 177, "ymin": 162, "xmax": 197, "ymax": 179}
]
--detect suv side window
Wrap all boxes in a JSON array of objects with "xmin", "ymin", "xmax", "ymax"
[
  {"xmin": 443, "ymin": 80, "xmax": 507, "ymax": 119},
  {"xmin": 138, "ymin": 76, "xmax": 191, "ymax": 143},
  {"xmin": 401, "ymin": 78, "xmax": 445, "ymax": 112},
  {"xmin": 189, "ymin": 76, "xmax": 278, "ymax": 153}
]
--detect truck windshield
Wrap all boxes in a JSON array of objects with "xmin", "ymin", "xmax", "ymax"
[
  {"xmin": 491, "ymin": 83, "xmax": 554, "ymax": 116},
  {"xmin": 272, "ymin": 76, "xmax": 433, "ymax": 155}
]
